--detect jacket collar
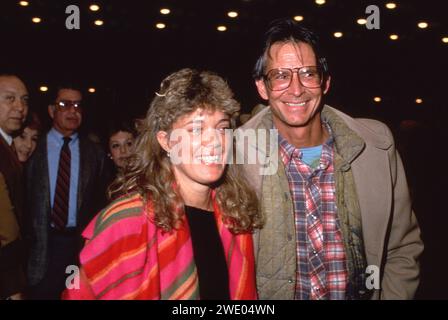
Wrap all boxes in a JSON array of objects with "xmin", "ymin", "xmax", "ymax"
[{"xmin": 243, "ymin": 104, "xmax": 392, "ymax": 165}]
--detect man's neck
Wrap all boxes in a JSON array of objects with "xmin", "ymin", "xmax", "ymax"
[
  {"xmin": 274, "ymin": 116, "xmax": 328, "ymax": 148},
  {"xmin": 52, "ymin": 126, "xmax": 76, "ymax": 138}
]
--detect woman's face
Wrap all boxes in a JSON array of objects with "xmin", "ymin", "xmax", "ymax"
[
  {"xmin": 160, "ymin": 108, "xmax": 231, "ymax": 190},
  {"xmin": 13, "ymin": 127, "xmax": 39, "ymax": 162},
  {"xmin": 108, "ymin": 130, "xmax": 135, "ymax": 168}
]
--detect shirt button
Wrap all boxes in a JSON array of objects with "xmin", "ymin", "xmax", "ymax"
[
  {"xmin": 287, "ymin": 234, "xmax": 293, "ymax": 241},
  {"xmin": 312, "ymin": 250, "xmax": 318, "ymax": 255},
  {"xmin": 288, "ymin": 279, "xmax": 294, "ymax": 284},
  {"xmin": 311, "ymin": 215, "xmax": 317, "ymax": 220}
]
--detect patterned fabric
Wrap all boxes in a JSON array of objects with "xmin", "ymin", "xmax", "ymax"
[
  {"xmin": 51, "ymin": 137, "xmax": 71, "ymax": 230},
  {"xmin": 62, "ymin": 192, "xmax": 257, "ymax": 300},
  {"xmin": 278, "ymin": 126, "xmax": 348, "ymax": 300}
]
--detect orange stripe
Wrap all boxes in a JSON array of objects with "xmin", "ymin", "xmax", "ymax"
[
  {"xmin": 169, "ymin": 271, "xmax": 198, "ymax": 300},
  {"xmin": 121, "ymin": 263, "xmax": 161, "ymax": 300},
  {"xmin": 88, "ymin": 241, "xmax": 147, "ymax": 285},
  {"xmin": 158, "ymin": 227, "xmax": 190, "ymax": 269},
  {"xmin": 101, "ymin": 195, "xmax": 142, "ymax": 221}
]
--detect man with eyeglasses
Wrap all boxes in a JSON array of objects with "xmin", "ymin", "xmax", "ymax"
[
  {"xmin": 26, "ymin": 84, "xmax": 109, "ymax": 299},
  {"xmin": 240, "ymin": 18, "xmax": 423, "ymax": 300}
]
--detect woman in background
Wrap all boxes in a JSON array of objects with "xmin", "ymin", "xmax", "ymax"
[
  {"xmin": 13, "ymin": 112, "xmax": 41, "ymax": 163},
  {"xmin": 107, "ymin": 121, "xmax": 136, "ymax": 170},
  {"xmin": 63, "ymin": 68, "xmax": 261, "ymax": 300}
]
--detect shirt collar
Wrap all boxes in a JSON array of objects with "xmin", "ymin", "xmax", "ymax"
[
  {"xmin": 48, "ymin": 127, "xmax": 79, "ymax": 144},
  {"xmin": 277, "ymin": 122, "xmax": 334, "ymax": 167},
  {"xmin": 0, "ymin": 127, "xmax": 13, "ymax": 146}
]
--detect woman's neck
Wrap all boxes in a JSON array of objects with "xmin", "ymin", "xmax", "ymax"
[{"xmin": 179, "ymin": 185, "xmax": 213, "ymax": 211}]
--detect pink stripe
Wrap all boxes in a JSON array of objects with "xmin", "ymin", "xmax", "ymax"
[
  {"xmin": 91, "ymin": 248, "xmax": 149, "ymax": 299},
  {"xmin": 158, "ymin": 236, "xmax": 195, "ymax": 293},
  {"xmin": 81, "ymin": 215, "xmax": 145, "ymax": 265}
]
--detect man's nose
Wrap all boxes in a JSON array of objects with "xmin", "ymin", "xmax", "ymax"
[
  {"xmin": 13, "ymin": 97, "xmax": 27, "ymax": 113},
  {"xmin": 287, "ymin": 72, "xmax": 305, "ymax": 96}
]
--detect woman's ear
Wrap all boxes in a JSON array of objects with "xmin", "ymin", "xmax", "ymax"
[{"xmin": 156, "ymin": 131, "xmax": 170, "ymax": 153}]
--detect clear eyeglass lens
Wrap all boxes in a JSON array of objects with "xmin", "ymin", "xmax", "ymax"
[{"xmin": 267, "ymin": 67, "xmax": 322, "ymax": 90}]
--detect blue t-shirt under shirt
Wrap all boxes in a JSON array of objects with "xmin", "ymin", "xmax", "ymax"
[{"xmin": 300, "ymin": 145, "xmax": 322, "ymax": 169}]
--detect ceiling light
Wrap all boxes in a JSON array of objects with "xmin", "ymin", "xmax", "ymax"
[
  {"xmin": 357, "ymin": 18, "xmax": 367, "ymax": 25},
  {"xmin": 389, "ymin": 34, "xmax": 399, "ymax": 40},
  {"xmin": 89, "ymin": 4, "xmax": 100, "ymax": 11},
  {"xmin": 39, "ymin": 86, "xmax": 48, "ymax": 92},
  {"xmin": 94, "ymin": 20, "xmax": 104, "ymax": 26},
  {"xmin": 415, "ymin": 98, "xmax": 423, "ymax": 104},
  {"xmin": 227, "ymin": 11, "xmax": 238, "ymax": 18},
  {"xmin": 333, "ymin": 32, "xmax": 343, "ymax": 38},
  {"xmin": 217, "ymin": 25, "xmax": 227, "ymax": 32},
  {"xmin": 160, "ymin": 8, "xmax": 170, "ymax": 15},
  {"xmin": 442, "ymin": 37, "xmax": 448, "ymax": 43},
  {"xmin": 19, "ymin": 1, "xmax": 29, "ymax": 6},
  {"xmin": 293, "ymin": 15, "xmax": 304, "ymax": 22},
  {"xmin": 385, "ymin": 3, "xmax": 397, "ymax": 9},
  {"xmin": 315, "ymin": 0, "xmax": 326, "ymax": 5},
  {"xmin": 156, "ymin": 23, "xmax": 166, "ymax": 29},
  {"xmin": 32, "ymin": 17, "xmax": 41, "ymax": 23},
  {"xmin": 374, "ymin": 97, "xmax": 382, "ymax": 103},
  {"xmin": 88, "ymin": 88, "xmax": 96, "ymax": 93},
  {"xmin": 417, "ymin": 22, "xmax": 428, "ymax": 29}
]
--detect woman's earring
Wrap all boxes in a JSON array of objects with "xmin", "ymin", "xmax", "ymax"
[{"xmin": 167, "ymin": 151, "xmax": 170, "ymax": 158}]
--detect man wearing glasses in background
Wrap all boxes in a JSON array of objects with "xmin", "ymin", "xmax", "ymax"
[
  {"xmin": 26, "ymin": 84, "xmax": 109, "ymax": 299},
  {"xmin": 240, "ymin": 19, "xmax": 423, "ymax": 299}
]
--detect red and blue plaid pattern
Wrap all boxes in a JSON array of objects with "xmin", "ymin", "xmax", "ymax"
[{"xmin": 278, "ymin": 127, "xmax": 348, "ymax": 300}]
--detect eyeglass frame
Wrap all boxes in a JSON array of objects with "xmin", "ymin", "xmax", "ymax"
[
  {"xmin": 54, "ymin": 100, "xmax": 83, "ymax": 112},
  {"xmin": 263, "ymin": 66, "xmax": 324, "ymax": 91}
]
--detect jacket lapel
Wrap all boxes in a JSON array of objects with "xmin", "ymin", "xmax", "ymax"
[{"xmin": 77, "ymin": 137, "xmax": 89, "ymax": 214}]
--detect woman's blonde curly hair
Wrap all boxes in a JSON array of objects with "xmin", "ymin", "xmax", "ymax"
[{"xmin": 109, "ymin": 68, "xmax": 263, "ymax": 234}]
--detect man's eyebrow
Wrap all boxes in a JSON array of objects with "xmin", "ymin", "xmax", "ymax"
[{"xmin": 1, "ymin": 90, "xmax": 17, "ymax": 95}]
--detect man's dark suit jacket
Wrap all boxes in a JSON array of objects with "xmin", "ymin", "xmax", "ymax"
[
  {"xmin": 0, "ymin": 135, "xmax": 26, "ymax": 298},
  {"xmin": 26, "ymin": 133, "xmax": 109, "ymax": 286}
]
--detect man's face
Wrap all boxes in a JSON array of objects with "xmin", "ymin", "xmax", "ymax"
[
  {"xmin": 0, "ymin": 76, "xmax": 29, "ymax": 135},
  {"xmin": 255, "ymin": 41, "xmax": 330, "ymax": 131},
  {"xmin": 49, "ymin": 88, "xmax": 82, "ymax": 136}
]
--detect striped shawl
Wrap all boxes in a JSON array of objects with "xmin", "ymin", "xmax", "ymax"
[{"xmin": 62, "ymin": 193, "xmax": 257, "ymax": 300}]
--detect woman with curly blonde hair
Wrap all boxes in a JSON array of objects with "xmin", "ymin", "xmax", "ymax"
[{"xmin": 63, "ymin": 68, "xmax": 262, "ymax": 300}]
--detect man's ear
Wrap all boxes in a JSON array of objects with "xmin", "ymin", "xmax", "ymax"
[
  {"xmin": 156, "ymin": 131, "xmax": 170, "ymax": 153},
  {"xmin": 48, "ymin": 105, "xmax": 55, "ymax": 119},
  {"xmin": 255, "ymin": 79, "xmax": 269, "ymax": 100},
  {"xmin": 323, "ymin": 75, "xmax": 331, "ymax": 95}
]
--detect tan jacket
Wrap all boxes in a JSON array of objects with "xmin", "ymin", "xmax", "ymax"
[
  {"xmin": 240, "ymin": 105, "xmax": 423, "ymax": 299},
  {"xmin": 0, "ymin": 172, "xmax": 19, "ymax": 247}
]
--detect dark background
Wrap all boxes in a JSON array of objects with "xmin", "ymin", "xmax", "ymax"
[{"xmin": 1, "ymin": 0, "xmax": 447, "ymax": 299}]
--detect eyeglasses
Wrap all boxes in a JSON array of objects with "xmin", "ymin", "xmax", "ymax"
[
  {"xmin": 264, "ymin": 66, "xmax": 323, "ymax": 91},
  {"xmin": 55, "ymin": 100, "xmax": 82, "ymax": 111}
]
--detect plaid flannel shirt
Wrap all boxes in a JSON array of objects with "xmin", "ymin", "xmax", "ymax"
[{"xmin": 278, "ymin": 125, "xmax": 348, "ymax": 300}]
